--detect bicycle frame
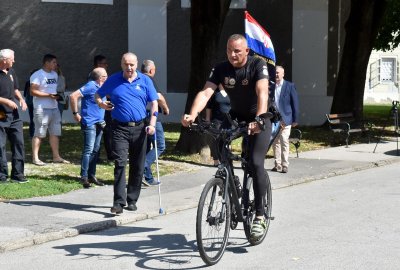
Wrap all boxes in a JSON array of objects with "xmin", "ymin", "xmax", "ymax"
[{"xmin": 201, "ymin": 115, "xmax": 279, "ymax": 222}]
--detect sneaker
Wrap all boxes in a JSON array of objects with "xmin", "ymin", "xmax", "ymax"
[
  {"xmin": 11, "ymin": 178, "xmax": 29, "ymax": 184},
  {"xmin": 142, "ymin": 178, "xmax": 160, "ymax": 186},
  {"xmin": 250, "ymin": 218, "xmax": 267, "ymax": 240},
  {"xmin": 0, "ymin": 178, "xmax": 8, "ymax": 184},
  {"xmin": 142, "ymin": 178, "xmax": 150, "ymax": 187},
  {"xmin": 281, "ymin": 167, "xmax": 288, "ymax": 173}
]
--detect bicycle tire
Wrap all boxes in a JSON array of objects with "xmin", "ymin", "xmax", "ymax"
[
  {"xmin": 196, "ymin": 178, "xmax": 231, "ymax": 265},
  {"xmin": 243, "ymin": 171, "xmax": 272, "ymax": 245}
]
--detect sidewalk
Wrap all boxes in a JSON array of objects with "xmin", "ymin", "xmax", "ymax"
[{"xmin": 1, "ymin": 140, "xmax": 399, "ymax": 253}]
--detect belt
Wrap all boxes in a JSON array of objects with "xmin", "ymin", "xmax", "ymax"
[{"xmin": 113, "ymin": 120, "xmax": 144, "ymax": 127}]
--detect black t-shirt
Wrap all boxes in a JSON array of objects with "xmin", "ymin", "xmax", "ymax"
[
  {"xmin": 208, "ymin": 56, "xmax": 269, "ymax": 122},
  {"xmin": 206, "ymin": 89, "xmax": 231, "ymax": 122},
  {"xmin": 0, "ymin": 69, "xmax": 16, "ymax": 113},
  {"xmin": 149, "ymin": 76, "xmax": 164, "ymax": 114}
]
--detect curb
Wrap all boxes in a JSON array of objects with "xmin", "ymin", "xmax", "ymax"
[{"xmin": 1, "ymin": 157, "xmax": 399, "ymax": 253}]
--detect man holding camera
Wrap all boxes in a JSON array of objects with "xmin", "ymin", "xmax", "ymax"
[
  {"xmin": 30, "ymin": 54, "xmax": 70, "ymax": 166},
  {"xmin": 70, "ymin": 67, "xmax": 108, "ymax": 188}
]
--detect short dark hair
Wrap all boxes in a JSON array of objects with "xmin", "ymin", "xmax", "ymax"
[
  {"xmin": 42, "ymin": 54, "xmax": 57, "ymax": 64},
  {"xmin": 94, "ymin": 54, "xmax": 107, "ymax": 66}
]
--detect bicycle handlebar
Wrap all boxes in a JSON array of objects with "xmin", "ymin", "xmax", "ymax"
[{"xmin": 189, "ymin": 112, "xmax": 273, "ymax": 143}]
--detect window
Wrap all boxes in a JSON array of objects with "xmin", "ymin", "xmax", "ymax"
[
  {"xmin": 380, "ymin": 57, "xmax": 396, "ymax": 83},
  {"xmin": 41, "ymin": 0, "xmax": 113, "ymax": 4},
  {"xmin": 181, "ymin": 0, "xmax": 246, "ymax": 9}
]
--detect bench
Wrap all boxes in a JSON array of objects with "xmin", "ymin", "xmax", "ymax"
[
  {"xmin": 325, "ymin": 113, "xmax": 371, "ymax": 147},
  {"xmin": 289, "ymin": 128, "xmax": 302, "ymax": 157}
]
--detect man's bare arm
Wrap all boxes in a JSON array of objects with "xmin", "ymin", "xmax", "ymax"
[
  {"xmin": 255, "ymin": 78, "xmax": 269, "ymax": 116},
  {"xmin": 157, "ymin": 93, "xmax": 170, "ymax": 115}
]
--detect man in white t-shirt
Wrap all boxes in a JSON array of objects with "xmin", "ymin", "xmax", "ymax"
[{"xmin": 30, "ymin": 54, "xmax": 70, "ymax": 166}]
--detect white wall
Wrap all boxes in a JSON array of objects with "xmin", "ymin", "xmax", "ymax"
[
  {"xmin": 128, "ymin": 0, "xmax": 167, "ymax": 92},
  {"xmin": 293, "ymin": 0, "xmax": 331, "ymax": 125},
  {"xmin": 127, "ymin": 0, "xmax": 187, "ymax": 123}
]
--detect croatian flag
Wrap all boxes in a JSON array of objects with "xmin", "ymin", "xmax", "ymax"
[
  {"xmin": 245, "ymin": 11, "xmax": 276, "ymax": 64},
  {"xmin": 245, "ymin": 11, "xmax": 278, "ymax": 105}
]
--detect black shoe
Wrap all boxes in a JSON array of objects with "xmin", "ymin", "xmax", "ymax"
[
  {"xmin": 126, "ymin": 203, "xmax": 137, "ymax": 211},
  {"xmin": 281, "ymin": 167, "xmax": 288, "ymax": 173},
  {"xmin": 271, "ymin": 167, "xmax": 281, "ymax": 172},
  {"xmin": 11, "ymin": 178, "xmax": 29, "ymax": 184},
  {"xmin": 89, "ymin": 176, "xmax": 105, "ymax": 186},
  {"xmin": 80, "ymin": 177, "xmax": 91, "ymax": 188},
  {"xmin": 110, "ymin": 204, "xmax": 123, "ymax": 214},
  {"xmin": 0, "ymin": 178, "xmax": 8, "ymax": 184}
]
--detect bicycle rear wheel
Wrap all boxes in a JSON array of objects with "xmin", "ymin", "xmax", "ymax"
[
  {"xmin": 196, "ymin": 178, "xmax": 231, "ymax": 265},
  {"xmin": 243, "ymin": 171, "xmax": 272, "ymax": 245}
]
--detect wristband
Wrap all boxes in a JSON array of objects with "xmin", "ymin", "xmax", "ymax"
[
  {"xmin": 72, "ymin": 112, "xmax": 79, "ymax": 115},
  {"xmin": 153, "ymin": 111, "xmax": 159, "ymax": 117}
]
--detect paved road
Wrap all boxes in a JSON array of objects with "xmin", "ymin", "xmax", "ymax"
[{"xmin": 1, "ymin": 163, "xmax": 399, "ymax": 270}]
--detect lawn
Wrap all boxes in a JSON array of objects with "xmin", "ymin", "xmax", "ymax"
[{"xmin": 0, "ymin": 104, "xmax": 396, "ymax": 200}]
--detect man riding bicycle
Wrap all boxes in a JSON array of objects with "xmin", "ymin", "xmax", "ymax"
[{"xmin": 181, "ymin": 34, "xmax": 272, "ymax": 240}]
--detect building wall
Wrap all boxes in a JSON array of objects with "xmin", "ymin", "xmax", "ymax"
[
  {"xmin": 1, "ymin": 0, "xmax": 342, "ymax": 125},
  {"xmin": 0, "ymin": 0, "xmax": 127, "ymax": 122},
  {"xmin": 293, "ymin": 0, "xmax": 330, "ymax": 125}
]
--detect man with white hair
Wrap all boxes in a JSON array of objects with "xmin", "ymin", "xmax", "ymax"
[
  {"xmin": 95, "ymin": 52, "xmax": 158, "ymax": 214},
  {"xmin": 141, "ymin": 59, "xmax": 170, "ymax": 186},
  {"xmin": 0, "ymin": 49, "xmax": 28, "ymax": 184}
]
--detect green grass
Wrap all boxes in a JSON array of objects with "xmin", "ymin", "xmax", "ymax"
[{"xmin": 0, "ymin": 104, "xmax": 396, "ymax": 200}]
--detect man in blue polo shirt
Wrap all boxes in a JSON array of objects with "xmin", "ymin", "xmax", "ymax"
[
  {"xmin": 70, "ymin": 67, "xmax": 108, "ymax": 188},
  {"xmin": 95, "ymin": 52, "xmax": 158, "ymax": 214}
]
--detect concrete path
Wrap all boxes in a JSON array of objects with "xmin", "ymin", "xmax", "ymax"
[{"xmin": 1, "ymin": 140, "xmax": 399, "ymax": 253}]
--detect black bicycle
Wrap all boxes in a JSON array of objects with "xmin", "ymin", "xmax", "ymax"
[{"xmin": 191, "ymin": 113, "xmax": 278, "ymax": 265}]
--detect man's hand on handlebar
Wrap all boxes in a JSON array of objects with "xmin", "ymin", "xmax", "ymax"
[
  {"xmin": 248, "ymin": 121, "xmax": 261, "ymax": 135},
  {"xmin": 181, "ymin": 114, "xmax": 196, "ymax": 127}
]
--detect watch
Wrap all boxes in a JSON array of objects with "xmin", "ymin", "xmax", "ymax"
[
  {"xmin": 255, "ymin": 115, "xmax": 266, "ymax": 131},
  {"xmin": 72, "ymin": 112, "xmax": 79, "ymax": 115}
]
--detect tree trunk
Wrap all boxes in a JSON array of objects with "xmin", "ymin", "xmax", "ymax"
[
  {"xmin": 331, "ymin": 0, "xmax": 387, "ymax": 121},
  {"xmin": 175, "ymin": 0, "xmax": 231, "ymax": 153}
]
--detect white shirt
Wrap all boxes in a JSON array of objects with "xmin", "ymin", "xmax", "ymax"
[
  {"xmin": 275, "ymin": 79, "xmax": 283, "ymax": 112},
  {"xmin": 30, "ymin": 69, "xmax": 58, "ymax": 109}
]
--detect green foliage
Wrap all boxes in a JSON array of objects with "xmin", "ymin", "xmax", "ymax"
[{"xmin": 375, "ymin": 0, "xmax": 400, "ymax": 51}]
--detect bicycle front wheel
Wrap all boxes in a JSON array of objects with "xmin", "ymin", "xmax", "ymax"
[{"xmin": 196, "ymin": 178, "xmax": 231, "ymax": 266}]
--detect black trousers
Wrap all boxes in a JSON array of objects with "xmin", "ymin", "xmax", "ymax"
[
  {"xmin": 112, "ymin": 122, "xmax": 147, "ymax": 206},
  {"xmin": 0, "ymin": 113, "xmax": 25, "ymax": 181},
  {"xmin": 247, "ymin": 119, "xmax": 272, "ymax": 216},
  {"xmin": 103, "ymin": 110, "xmax": 113, "ymax": 160}
]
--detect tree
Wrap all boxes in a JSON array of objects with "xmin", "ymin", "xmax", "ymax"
[
  {"xmin": 175, "ymin": 0, "xmax": 231, "ymax": 153},
  {"xmin": 331, "ymin": 0, "xmax": 400, "ymax": 120}
]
